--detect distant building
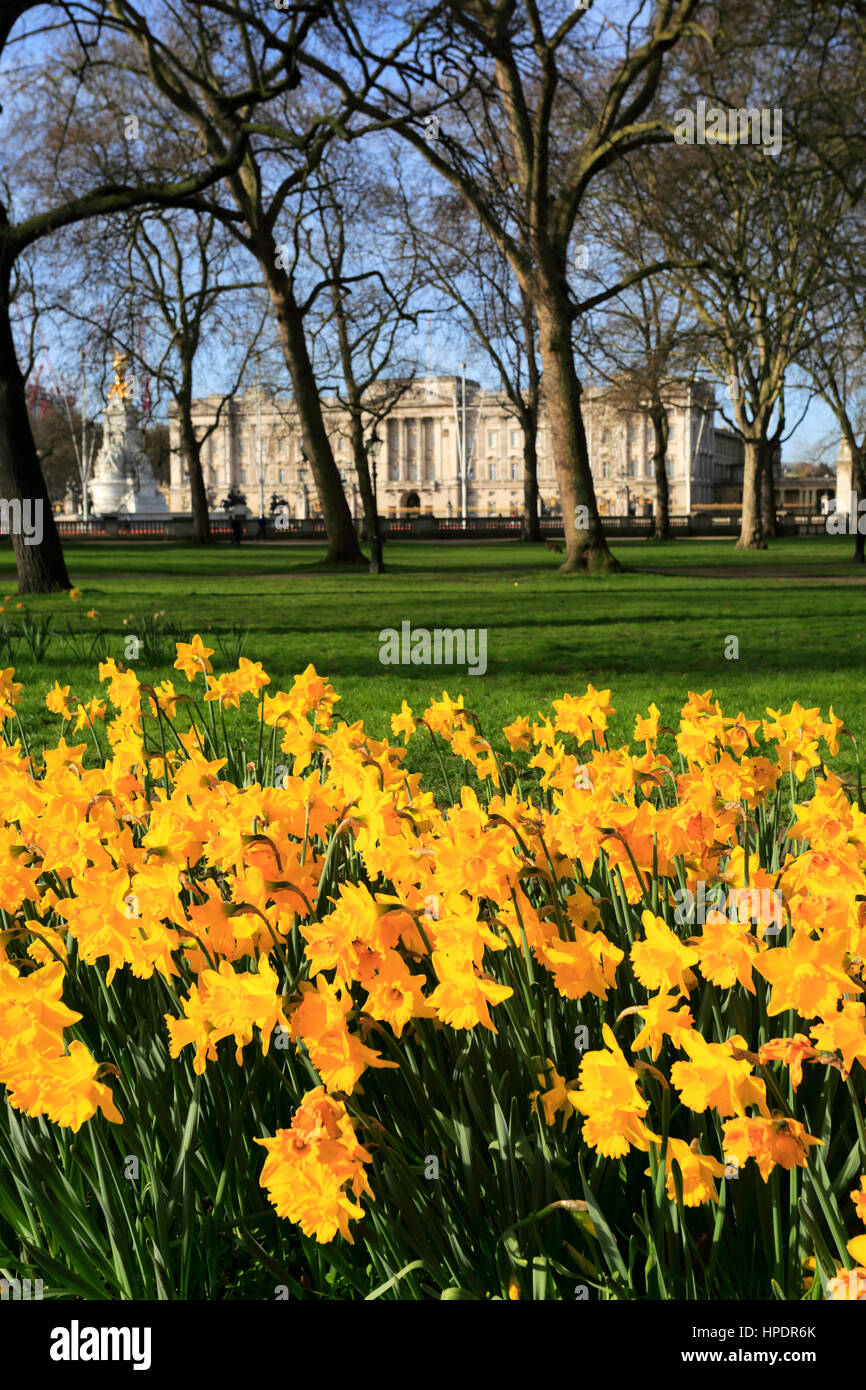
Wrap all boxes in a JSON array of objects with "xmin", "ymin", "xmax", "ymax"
[
  {"xmin": 777, "ymin": 467, "xmax": 835, "ymax": 514},
  {"xmin": 710, "ymin": 428, "xmax": 748, "ymax": 503},
  {"xmin": 167, "ymin": 375, "xmax": 753, "ymax": 519}
]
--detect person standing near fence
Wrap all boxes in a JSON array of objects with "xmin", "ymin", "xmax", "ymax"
[{"xmin": 230, "ymin": 499, "xmax": 246, "ymax": 546}]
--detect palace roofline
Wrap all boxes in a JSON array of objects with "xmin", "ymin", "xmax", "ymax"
[{"xmin": 169, "ymin": 372, "xmax": 723, "ymax": 417}]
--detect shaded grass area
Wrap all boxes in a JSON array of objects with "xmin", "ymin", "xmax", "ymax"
[{"xmin": 0, "ymin": 535, "xmax": 863, "ymax": 788}]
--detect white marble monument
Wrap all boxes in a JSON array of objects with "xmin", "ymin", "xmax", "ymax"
[{"xmin": 89, "ymin": 352, "xmax": 168, "ymax": 518}]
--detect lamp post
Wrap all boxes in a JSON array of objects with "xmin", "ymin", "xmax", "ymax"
[
  {"xmin": 460, "ymin": 359, "xmax": 468, "ymax": 528},
  {"xmin": 367, "ymin": 424, "xmax": 383, "ymax": 574},
  {"xmin": 612, "ymin": 459, "xmax": 631, "ymax": 518},
  {"xmin": 79, "ymin": 349, "xmax": 91, "ymax": 525},
  {"xmin": 253, "ymin": 354, "xmax": 267, "ymax": 523}
]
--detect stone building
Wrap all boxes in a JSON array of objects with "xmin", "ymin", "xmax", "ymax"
[
  {"xmin": 834, "ymin": 440, "xmax": 863, "ymax": 518},
  {"xmin": 167, "ymin": 375, "xmax": 747, "ymax": 519},
  {"xmin": 777, "ymin": 468, "xmax": 836, "ymax": 514}
]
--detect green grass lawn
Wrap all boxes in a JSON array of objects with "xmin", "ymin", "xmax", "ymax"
[{"xmin": 1, "ymin": 534, "xmax": 864, "ymax": 788}]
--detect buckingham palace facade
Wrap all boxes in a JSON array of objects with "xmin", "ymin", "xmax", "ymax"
[{"xmin": 167, "ymin": 375, "xmax": 744, "ymax": 519}]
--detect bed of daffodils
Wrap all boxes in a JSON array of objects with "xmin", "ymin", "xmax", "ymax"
[{"xmin": 1, "ymin": 640, "xmax": 865, "ymax": 1299}]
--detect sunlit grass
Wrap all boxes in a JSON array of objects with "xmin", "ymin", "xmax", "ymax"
[{"xmin": 1, "ymin": 535, "xmax": 863, "ymax": 787}]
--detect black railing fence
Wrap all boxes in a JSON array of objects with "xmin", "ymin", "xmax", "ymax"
[{"xmin": 31, "ymin": 511, "xmax": 833, "ymax": 542}]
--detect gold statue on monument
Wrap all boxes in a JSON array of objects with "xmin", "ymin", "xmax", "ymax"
[{"xmin": 107, "ymin": 350, "xmax": 134, "ymax": 401}]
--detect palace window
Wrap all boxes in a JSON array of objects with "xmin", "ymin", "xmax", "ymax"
[
  {"xmin": 489, "ymin": 460, "xmax": 497, "ymax": 480},
  {"xmin": 628, "ymin": 459, "xmax": 637, "ymax": 478},
  {"xmin": 602, "ymin": 428, "xmax": 610, "ymax": 444},
  {"xmin": 487, "ymin": 430, "xmax": 498, "ymax": 449},
  {"xmin": 602, "ymin": 459, "xmax": 610, "ymax": 478},
  {"xmin": 279, "ymin": 468, "xmax": 286, "ymax": 483},
  {"xmin": 510, "ymin": 429, "xmax": 520, "ymax": 448},
  {"xmin": 511, "ymin": 460, "xmax": 519, "ymax": 480}
]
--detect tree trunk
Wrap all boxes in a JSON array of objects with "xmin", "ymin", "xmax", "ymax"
[
  {"xmin": 226, "ymin": 156, "xmax": 360, "ymax": 563},
  {"xmin": 332, "ymin": 289, "xmax": 379, "ymax": 559},
  {"xmin": 518, "ymin": 289, "xmax": 541, "ymax": 543},
  {"xmin": 649, "ymin": 404, "xmax": 671, "ymax": 541},
  {"xmin": 0, "ymin": 270, "xmax": 71, "ymax": 592},
  {"xmin": 350, "ymin": 407, "xmax": 377, "ymax": 545},
  {"xmin": 736, "ymin": 439, "xmax": 766, "ymax": 549},
  {"xmin": 760, "ymin": 442, "xmax": 778, "ymax": 538},
  {"xmin": 521, "ymin": 410, "xmax": 541, "ymax": 542},
  {"xmin": 265, "ymin": 273, "xmax": 362, "ymax": 564},
  {"xmin": 535, "ymin": 294, "xmax": 618, "ymax": 573},
  {"xmin": 175, "ymin": 366, "xmax": 211, "ymax": 544},
  {"xmin": 177, "ymin": 385, "xmax": 212, "ymax": 544}
]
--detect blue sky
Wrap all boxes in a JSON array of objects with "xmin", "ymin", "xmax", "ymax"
[{"xmin": 10, "ymin": 0, "xmax": 840, "ymax": 471}]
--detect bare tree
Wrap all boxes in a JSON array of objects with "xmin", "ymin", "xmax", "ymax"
[
  {"xmin": 395, "ymin": 173, "xmax": 542, "ymax": 542},
  {"xmin": 11, "ymin": 261, "xmax": 102, "ymax": 516},
  {"xmin": 0, "ymin": 1, "xmax": 264, "ymax": 589},
  {"xmin": 578, "ymin": 183, "xmax": 706, "ymax": 540},
  {"xmin": 642, "ymin": 0, "xmax": 863, "ymax": 547},
  {"xmin": 800, "ymin": 213, "xmax": 866, "ymax": 561},
  {"xmin": 781, "ymin": 0, "xmax": 866, "ymax": 203},
  {"xmin": 104, "ymin": 213, "xmax": 266, "ymax": 544},
  {"xmin": 306, "ymin": 0, "xmax": 708, "ymax": 572},
  {"xmin": 300, "ymin": 147, "xmax": 425, "ymax": 561},
  {"xmin": 643, "ymin": 136, "xmax": 845, "ymax": 547},
  {"xmin": 106, "ymin": 0, "xmax": 437, "ymax": 564}
]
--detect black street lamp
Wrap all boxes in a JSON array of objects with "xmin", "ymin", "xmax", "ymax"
[{"xmin": 367, "ymin": 424, "xmax": 383, "ymax": 573}]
